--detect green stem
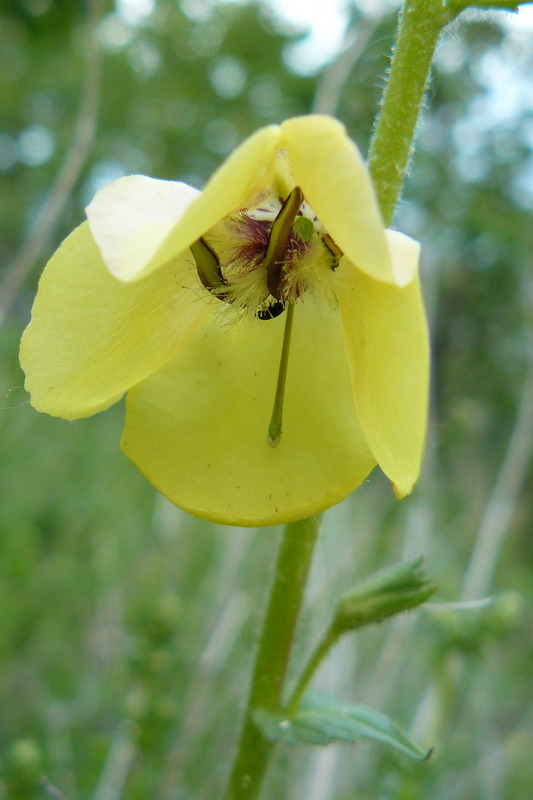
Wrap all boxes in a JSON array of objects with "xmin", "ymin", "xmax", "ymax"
[
  {"xmin": 223, "ymin": 516, "xmax": 322, "ymax": 800},
  {"xmin": 285, "ymin": 623, "xmax": 339, "ymax": 716},
  {"xmin": 368, "ymin": 0, "xmax": 451, "ymax": 226}
]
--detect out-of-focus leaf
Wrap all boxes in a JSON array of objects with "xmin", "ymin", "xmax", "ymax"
[{"xmin": 254, "ymin": 693, "xmax": 432, "ymax": 761}]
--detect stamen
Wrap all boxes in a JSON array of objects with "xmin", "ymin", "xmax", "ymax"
[
  {"xmin": 190, "ymin": 237, "xmax": 228, "ymax": 299},
  {"xmin": 263, "ymin": 186, "xmax": 304, "ymax": 300},
  {"xmin": 323, "ymin": 233, "xmax": 344, "ymax": 269},
  {"xmin": 267, "ymin": 301, "xmax": 295, "ymax": 448}
]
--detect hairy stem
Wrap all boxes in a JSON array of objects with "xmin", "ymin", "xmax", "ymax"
[
  {"xmin": 222, "ymin": 516, "xmax": 321, "ymax": 800},
  {"xmin": 368, "ymin": 0, "xmax": 450, "ymax": 226},
  {"xmin": 285, "ymin": 624, "xmax": 339, "ymax": 716}
]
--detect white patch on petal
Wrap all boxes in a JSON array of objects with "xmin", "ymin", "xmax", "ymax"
[
  {"xmin": 385, "ymin": 229, "xmax": 420, "ymax": 287},
  {"xmin": 86, "ymin": 174, "xmax": 200, "ymax": 282}
]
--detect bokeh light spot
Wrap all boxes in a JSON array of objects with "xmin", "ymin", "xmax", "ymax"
[
  {"xmin": 203, "ymin": 118, "xmax": 239, "ymax": 155},
  {"xmin": 209, "ymin": 56, "xmax": 247, "ymax": 99},
  {"xmin": 17, "ymin": 125, "xmax": 55, "ymax": 167}
]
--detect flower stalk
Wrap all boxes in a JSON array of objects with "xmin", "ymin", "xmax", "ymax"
[{"xmin": 223, "ymin": 516, "xmax": 321, "ymax": 800}]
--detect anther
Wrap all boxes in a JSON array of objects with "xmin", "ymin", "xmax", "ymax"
[
  {"xmin": 190, "ymin": 237, "xmax": 228, "ymax": 300},
  {"xmin": 323, "ymin": 233, "xmax": 343, "ymax": 270},
  {"xmin": 263, "ymin": 186, "xmax": 304, "ymax": 300}
]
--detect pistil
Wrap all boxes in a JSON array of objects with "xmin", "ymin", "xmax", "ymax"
[{"xmin": 267, "ymin": 301, "xmax": 295, "ymax": 448}]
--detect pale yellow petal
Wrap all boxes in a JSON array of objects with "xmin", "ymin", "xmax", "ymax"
[
  {"xmin": 337, "ymin": 248, "xmax": 429, "ymax": 497},
  {"xmin": 281, "ymin": 115, "xmax": 395, "ymax": 284},
  {"xmin": 86, "ymin": 175, "xmax": 200, "ymax": 281},
  {"xmin": 92, "ymin": 125, "xmax": 281, "ymax": 283},
  {"xmin": 20, "ymin": 222, "xmax": 214, "ymax": 420},
  {"xmin": 385, "ymin": 229, "xmax": 420, "ymax": 287},
  {"xmin": 122, "ymin": 299, "xmax": 376, "ymax": 526}
]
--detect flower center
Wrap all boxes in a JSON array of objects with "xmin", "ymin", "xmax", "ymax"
[
  {"xmin": 189, "ymin": 186, "xmax": 342, "ymax": 322},
  {"xmin": 189, "ymin": 187, "xmax": 344, "ymax": 447}
]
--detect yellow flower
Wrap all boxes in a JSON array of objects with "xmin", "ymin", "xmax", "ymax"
[{"xmin": 20, "ymin": 115, "xmax": 429, "ymax": 527}]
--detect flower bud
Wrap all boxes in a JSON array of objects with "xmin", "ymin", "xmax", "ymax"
[{"xmin": 333, "ymin": 558, "xmax": 436, "ymax": 634}]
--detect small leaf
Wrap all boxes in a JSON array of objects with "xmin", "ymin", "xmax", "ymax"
[{"xmin": 254, "ymin": 693, "xmax": 432, "ymax": 761}]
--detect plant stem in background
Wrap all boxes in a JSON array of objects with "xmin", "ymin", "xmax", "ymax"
[
  {"xmin": 368, "ymin": 0, "xmax": 450, "ymax": 225},
  {"xmin": 461, "ymin": 346, "xmax": 533, "ymax": 600},
  {"xmin": 0, "ymin": 0, "xmax": 103, "ymax": 328},
  {"xmin": 312, "ymin": 18, "xmax": 379, "ymax": 116},
  {"xmin": 223, "ymin": 516, "xmax": 321, "ymax": 800}
]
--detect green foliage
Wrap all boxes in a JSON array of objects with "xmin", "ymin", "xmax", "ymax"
[
  {"xmin": 422, "ymin": 591, "xmax": 524, "ymax": 653},
  {"xmin": 3, "ymin": 740, "xmax": 43, "ymax": 800},
  {"xmin": 254, "ymin": 693, "xmax": 431, "ymax": 760}
]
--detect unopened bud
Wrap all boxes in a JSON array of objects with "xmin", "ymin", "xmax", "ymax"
[{"xmin": 333, "ymin": 558, "xmax": 436, "ymax": 634}]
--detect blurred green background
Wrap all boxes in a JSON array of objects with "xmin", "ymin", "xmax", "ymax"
[{"xmin": 0, "ymin": 1, "xmax": 532, "ymax": 798}]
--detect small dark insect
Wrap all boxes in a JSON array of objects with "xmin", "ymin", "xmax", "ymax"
[{"xmin": 257, "ymin": 300, "xmax": 285, "ymax": 321}]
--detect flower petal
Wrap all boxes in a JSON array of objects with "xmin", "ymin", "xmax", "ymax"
[
  {"xmin": 122, "ymin": 299, "xmax": 376, "ymax": 526},
  {"xmin": 385, "ymin": 229, "xmax": 420, "ymax": 287},
  {"xmin": 20, "ymin": 222, "xmax": 214, "ymax": 420},
  {"xmin": 86, "ymin": 175, "xmax": 200, "ymax": 281},
  {"xmin": 337, "ymin": 235, "xmax": 429, "ymax": 497},
  {"xmin": 89, "ymin": 125, "xmax": 281, "ymax": 282},
  {"xmin": 281, "ymin": 116, "xmax": 395, "ymax": 284}
]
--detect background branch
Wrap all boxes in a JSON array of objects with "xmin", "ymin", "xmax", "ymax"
[
  {"xmin": 312, "ymin": 18, "xmax": 379, "ymax": 117},
  {"xmin": 0, "ymin": 0, "xmax": 103, "ymax": 328}
]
